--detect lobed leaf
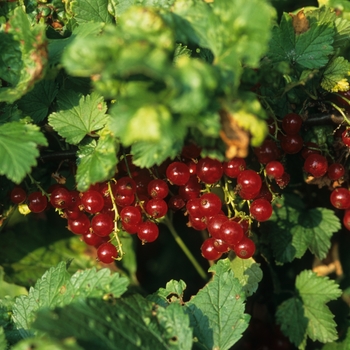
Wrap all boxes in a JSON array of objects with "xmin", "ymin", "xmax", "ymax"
[
  {"xmin": 321, "ymin": 56, "xmax": 350, "ymax": 92},
  {"xmin": 71, "ymin": 0, "xmax": 114, "ymax": 24},
  {"xmin": 0, "ymin": 121, "xmax": 48, "ymax": 183}
]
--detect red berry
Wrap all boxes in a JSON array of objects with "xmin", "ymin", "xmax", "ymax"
[
  {"xmin": 178, "ymin": 176, "xmax": 201, "ymax": 201},
  {"xmin": 147, "ymin": 179, "xmax": 169, "ymax": 199},
  {"xmin": 168, "ymin": 195, "xmax": 185, "ymax": 211},
  {"xmin": 186, "ymin": 198, "xmax": 202, "ymax": 217},
  {"xmin": 28, "ymin": 192, "xmax": 48, "ymax": 213},
  {"xmin": 115, "ymin": 177, "xmax": 136, "ymax": 196},
  {"xmin": 137, "ymin": 221, "xmax": 159, "ymax": 243},
  {"xmin": 198, "ymin": 193, "xmax": 222, "ymax": 217},
  {"xmin": 196, "ymin": 157, "xmax": 223, "ymax": 184},
  {"xmin": 301, "ymin": 142, "xmax": 321, "ymax": 159},
  {"xmin": 68, "ymin": 213, "xmax": 90, "ymax": 235},
  {"xmin": 120, "ymin": 206, "xmax": 142, "ymax": 226},
  {"xmin": 280, "ymin": 134, "xmax": 303, "ymax": 154},
  {"xmin": 10, "ymin": 187, "xmax": 27, "ymax": 204},
  {"xmin": 237, "ymin": 170, "xmax": 262, "ymax": 195},
  {"xmin": 201, "ymin": 238, "xmax": 223, "ymax": 260},
  {"xmin": 265, "ymin": 161, "xmax": 284, "ymax": 179},
  {"xmin": 250, "ymin": 198, "xmax": 273, "ymax": 222},
  {"xmin": 341, "ymin": 128, "xmax": 350, "ymax": 146},
  {"xmin": 303, "ymin": 154, "xmax": 328, "ymax": 178},
  {"xmin": 253, "ymin": 139, "xmax": 280, "ymax": 164},
  {"xmin": 115, "ymin": 193, "xmax": 135, "ymax": 207},
  {"xmin": 166, "ymin": 162, "xmax": 190, "ymax": 186},
  {"xmin": 207, "ymin": 214, "xmax": 229, "ymax": 238},
  {"xmin": 282, "ymin": 113, "xmax": 303, "ymax": 135},
  {"xmin": 223, "ymin": 158, "xmax": 246, "ymax": 178},
  {"xmin": 275, "ymin": 172, "xmax": 290, "ymax": 189},
  {"xmin": 97, "ymin": 242, "xmax": 118, "ymax": 264},
  {"xmin": 81, "ymin": 190, "xmax": 104, "ymax": 214},
  {"xmin": 233, "ymin": 237, "xmax": 256, "ymax": 259},
  {"xmin": 91, "ymin": 213, "xmax": 114, "ymax": 237},
  {"xmin": 327, "ymin": 163, "xmax": 345, "ymax": 181},
  {"xmin": 82, "ymin": 232, "xmax": 109, "ymax": 247},
  {"xmin": 50, "ymin": 187, "xmax": 71, "ymax": 209},
  {"xmin": 188, "ymin": 216, "xmax": 207, "ymax": 230},
  {"xmin": 330, "ymin": 188, "xmax": 350, "ymax": 209},
  {"xmin": 145, "ymin": 198, "xmax": 168, "ymax": 219},
  {"xmin": 343, "ymin": 209, "xmax": 350, "ymax": 230},
  {"xmin": 216, "ymin": 220, "xmax": 244, "ymax": 246},
  {"xmin": 213, "ymin": 238, "xmax": 229, "ymax": 253}
]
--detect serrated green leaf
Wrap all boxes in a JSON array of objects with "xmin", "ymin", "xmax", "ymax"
[
  {"xmin": 33, "ymin": 294, "xmax": 192, "ymax": 350},
  {"xmin": 147, "ymin": 280, "xmax": 187, "ymax": 307},
  {"xmin": 12, "ymin": 262, "xmax": 129, "ymax": 337},
  {"xmin": 0, "ymin": 327, "xmax": 7, "ymax": 350},
  {"xmin": 334, "ymin": 17, "xmax": 350, "ymax": 49},
  {"xmin": 321, "ymin": 56, "xmax": 350, "ymax": 92},
  {"xmin": 173, "ymin": 43, "xmax": 192, "ymax": 63},
  {"xmin": 11, "ymin": 337, "xmax": 84, "ymax": 350},
  {"xmin": 17, "ymin": 79, "xmax": 58, "ymax": 122},
  {"xmin": 48, "ymin": 90, "xmax": 108, "ymax": 144},
  {"xmin": 322, "ymin": 328, "xmax": 350, "ymax": 349},
  {"xmin": 0, "ymin": 121, "xmax": 47, "ymax": 183},
  {"xmin": 71, "ymin": 0, "xmax": 114, "ymax": 24},
  {"xmin": 230, "ymin": 257, "xmax": 263, "ymax": 297},
  {"xmin": 76, "ymin": 128, "xmax": 119, "ymax": 192},
  {"xmin": 297, "ymin": 271, "xmax": 342, "ymax": 345},
  {"xmin": 186, "ymin": 259, "xmax": 249, "ymax": 350},
  {"xmin": 0, "ymin": 7, "xmax": 47, "ymax": 103},
  {"xmin": 268, "ymin": 12, "xmax": 334, "ymax": 69},
  {"xmin": 276, "ymin": 297, "xmax": 308, "ymax": 348}
]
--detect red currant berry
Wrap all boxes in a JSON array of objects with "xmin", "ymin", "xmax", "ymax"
[
  {"xmin": 255, "ymin": 183, "xmax": 273, "ymax": 202},
  {"xmin": 178, "ymin": 176, "xmax": 201, "ymax": 201},
  {"xmin": 250, "ymin": 198, "xmax": 273, "ymax": 222},
  {"xmin": 97, "ymin": 242, "xmax": 118, "ymax": 264},
  {"xmin": 233, "ymin": 217, "xmax": 249, "ymax": 235},
  {"xmin": 115, "ymin": 177, "xmax": 136, "ymax": 196},
  {"xmin": 217, "ymin": 220, "xmax": 244, "ymax": 246},
  {"xmin": 343, "ymin": 209, "xmax": 350, "ymax": 230},
  {"xmin": 68, "ymin": 213, "xmax": 90, "ymax": 235},
  {"xmin": 275, "ymin": 172, "xmax": 290, "ymax": 189},
  {"xmin": 280, "ymin": 134, "xmax": 303, "ymax": 154},
  {"xmin": 145, "ymin": 198, "xmax": 168, "ymax": 219},
  {"xmin": 198, "ymin": 193, "xmax": 222, "ymax": 217},
  {"xmin": 28, "ymin": 192, "xmax": 48, "ymax": 213},
  {"xmin": 50, "ymin": 187, "xmax": 71, "ymax": 209},
  {"xmin": 188, "ymin": 216, "xmax": 207, "ymax": 230},
  {"xmin": 265, "ymin": 161, "xmax": 284, "ymax": 179},
  {"xmin": 67, "ymin": 190, "xmax": 82, "ymax": 211},
  {"xmin": 223, "ymin": 158, "xmax": 246, "ymax": 178},
  {"xmin": 166, "ymin": 162, "xmax": 190, "ymax": 186},
  {"xmin": 196, "ymin": 157, "xmax": 223, "ymax": 184},
  {"xmin": 213, "ymin": 238, "xmax": 229, "ymax": 253},
  {"xmin": 120, "ymin": 206, "xmax": 142, "ymax": 226},
  {"xmin": 301, "ymin": 142, "xmax": 321, "ymax": 159},
  {"xmin": 147, "ymin": 179, "xmax": 169, "ymax": 199},
  {"xmin": 81, "ymin": 190, "xmax": 104, "ymax": 214},
  {"xmin": 327, "ymin": 163, "xmax": 345, "ymax": 181},
  {"xmin": 282, "ymin": 113, "xmax": 303, "ymax": 135},
  {"xmin": 201, "ymin": 238, "xmax": 223, "ymax": 260},
  {"xmin": 82, "ymin": 232, "xmax": 109, "ymax": 247},
  {"xmin": 239, "ymin": 189, "xmax": 259, "ymax": 200},
  {"xmin": 207, "ymin": 214, "xmax": 229, "ymax": 238},
  {"xmin": 237, "ymin": 170, "xmax": 262, "ymax": 195},
  {"xmin": 186, "ymin": 198, "xmax": 202, "ymax": 217},
  {"xmin": 168, "ymin": 195, "xmax": 185, "ymax": 211},
  {"xmin": 253, "ymin": 139, "xmax": 280, "ymax": 164},
  {"xmin": 342, "ymin": 128, "xmax": 350, "ymax": 146},
  {"xmin": 122, "ymin": 222, "xmax": 139, "ymax": 234},
  {"xmin": 233, "ymin": 237, "xmax": 256, "ymax": 259},
  {"xmin": 10, "ymin": 187, "xmax": 27, "ymax": 204},
  {"xmin": 303, "ymin": 154, "xmax": 328, "ymax": 178},
  {"xmin": 330, "ymin": 188, "xmax": 350, "ymax": 209},
  {"xmin": 137, "ymin": 221, "xmax": 159, "ymax": 243},
  {"xmin": 115, "ymin": 193, "xmax": 135, "ymax": 207},
  {"xmin": 91, "ymin": 213, "xmax": 114, "ymax": 237}
]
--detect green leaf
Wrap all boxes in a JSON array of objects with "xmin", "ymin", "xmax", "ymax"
[
  {"xmin": 0, "ymin": 121, "xmax": 48, "ymax": 183},
  {"xmin": 147, "ymin": 280, "xmax": 187, "ymax": 307},
  {"xmin": 230, "ymin": 257, "xmax": 263, "ymax": 297},
  {"xmin": 11, "ymin": 337, "xmax": 84, "ymax": 350},
  {"xmin": 0, "ymin": 266, "xmax": 27, "ymax": 299},
  {"xmin": 321, "ymin": 328, "xmax": 350, "ymax": 349},
  {"xmin": 33, "ymin": 294, "xmax": 192, "ymax": 350},
  {"xmin": 0, "ymin": 327, "xmax": 7, "ymax": 350},
  {"xmin": 268, "ymin": 12, "xmax": 334, "ymax": 69},
  {"xmin": 12, "ymin": 262, "xmax": 129, "ymax": 337},
  {"xmin": 48, "ymin": 90, "xmax": 108, "ymax": 145},
  {"xmin": 17, "ymin": 79, "xmax": 58, "ymax": 122},
  {"xmin": 0, "ymin": 7, "xmax": 47, "ymax": 103},
  {"xmin": 261, "ymin": 194, "xmax": 340, "ymax": 263},
  {"xmin": 186, "ymin": 259, "xmax": 249, "ymax": 350},
  {"xmin": 71, "ymin": 0, "xmax": 114, "ymax": 24},
  {"xmin": 321, "ymin": 56, "xmax": 350, "ymax": 92},
  {"xmin": 277, "ymin": 270, "xmax": 342, "ymax": 349},
  {"xmin": 76, "ymin": 128, "xmax": 119, "ymax": 192}
]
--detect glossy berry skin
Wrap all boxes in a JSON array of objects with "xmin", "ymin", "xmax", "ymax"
[
  {"xmin": 168, "ymin": 195, "xmax": 185, "ymax": 211},
  {"xmin": 28, "ymin": 192, "xmax": 48, "ymax": 213},
  {"xmin": 275, "ymin": 172, "xmax": 290, "ymax": 189},
  {"xmin": 178, "ymin": 176, "xmax": 201, "ymax": 201},
  {"xmin": 343, "ymin": 209, "xmax": 350, "ymax": 230},
  {"xmin": 207, "ymin": 214, "xmax": 229, "ymax": 238},
  {"xmin": 120, "ymin": 206, "xmax": 142, "ymax": 226},
  {"xmin": 301, "ymin": 142, "xmax": 321, "ymax": 159},
  {"xmin": 201, "ymin": 238, "xmax": 223, "ymax": 260},
  {"xmin": 68, "ymin": 213, "xmax": 90, "ymax": 235},
  {"xmin": 250, "ymin": 199, "xmax": 273, "ymax": 222},
  {"xmin": 265, "ymin": 161, "xmax": 284, "ymax": 179},
  {"xmin": 327, "ymin": 163, "xmax": 345, "ymax": 181},
  {"xmin": 81, "ymin": 190, "xmax": 104, "ymax": 214},
  {"xmin": 341, "ymin": 129, "xmax": 350, "ymax": 146},
  {"xmin": 196, "ymin": 157, "xmax": 223, "ymax": 184},
  {"xmin": 115, "ymin": 193, "xmax": 135, "ymax": 207},
  {"xmin": 137, "ymin": 221, "xmax": 159, "ymax": 243},
  {"xmin": 97, "ymin": 242, "xmax": 118, "ymax": 264},
  {"xmin": 253, "ymin": 139, "xmax": 280, "ymax": 164},
  {"xmin": 213, "ymin": 238, "xmax": 229, "ymax": 253},
  {"xmin": 237, "ymin": 170, "xmax": 262, "ymax": 195},
  {"xmin": 216, "ymin": 220, "xmax": 244, "ymax": 246},
  {"xmin": 282, "ymin": 113, "xmax": 303, "ymax": 135},
  {"xmin": 189, "ymin": 216, "xmax": 207, "ymax": 230},
  {"xmin": 50, "ymin": 187, "xmax": 71, "ymax": 209},
  {"xmin": 145, "ymin": 198, "xmax": 168, "ymax": 219},
  {"xmin": 303, "ymin": 154, "xmax": 328, "ymax": 178},
  {"xmin": 223, "ymin": 158, "xmax": 246, "ymax": 178},
  {"xmin": 166, "ymin": 162, "xmax": 190, "ymax": 186},
  {"xmin": 330, "ymin": 188, "xmax": 350, "ymax": 209},
  {"xmin": 198, "ymin": 193, "xmax": 222, "ymax": 217},
  {"xmin": 91, "ymin": 213, "xmax": 114, "ymax": 237},
  {"xmin": 115, "ymin": 177, "xmax": 136, "ymax": 196},
  {"xmin": 10, "ymin": 187, "xmax": 27, "ymax": 204},
  {"xmin": 82, "ymin": 232, "xmax": 109, "ymax": 247},
  {"xmin": 186, "ymin": 198, "xmax": 203, "ymax": 217},
  {"xmin": 147, "ymin": 179, "xmax": 169, "ymax": 199},
  {"xmin": 233, "ymin": 237, "xmax": 256, "ymax": 259},
  {"xmin": 280, "ymin": 134, "xmax": 303, "ymax": 154}
]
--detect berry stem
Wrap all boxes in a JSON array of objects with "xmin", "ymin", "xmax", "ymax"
[
  {"xmin": 163, "ymin": 215, "xmax": 208, "ymax": 281},
  {"xmin": 27, "ymin": 173, "xmax": 49, "ymax": 197},
  {"xmin": 107, "ymin": 180, "xmax": 124, "ymax": 260}
]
